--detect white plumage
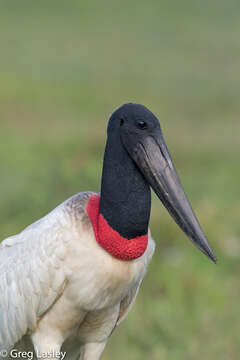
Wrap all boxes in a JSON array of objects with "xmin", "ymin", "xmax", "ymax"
[{"xmin": 0, "ymin": 192, "xmax": 155, "ymax": 359}]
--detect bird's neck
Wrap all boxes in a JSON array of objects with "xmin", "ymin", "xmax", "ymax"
[{"xmin": 86, "ymin": 133, "xmax": 151, "ymax": 261}]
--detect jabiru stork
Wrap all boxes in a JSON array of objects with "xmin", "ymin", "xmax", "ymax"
[{"xmin": 0, "ymin": 103, "xmax": 216, "ymax": 360}]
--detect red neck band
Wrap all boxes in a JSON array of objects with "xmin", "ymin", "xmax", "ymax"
[{"xmin": 86, "ymin": 194, "xmax": 148, "ymax": 261}]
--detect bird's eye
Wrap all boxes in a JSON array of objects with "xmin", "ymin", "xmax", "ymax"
[
  {"xmin": 120, "ymin": 118, "xmax": 124, "ymax": 126},
  {"xmin": 137, "ymin": 120, "xmax": 147, "ymax": 129}
]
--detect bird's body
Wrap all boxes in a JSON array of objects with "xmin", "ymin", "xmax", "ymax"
[
  {"xmin": 0, "ymin": 104, "xmax": 215, "ymax": 359},
  {"xmin": 0, "ymin": 192, "xmax": 154, "ymax": 359}
]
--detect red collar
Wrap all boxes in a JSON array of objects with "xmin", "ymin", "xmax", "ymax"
[{"xmin": 86, "ymin": 194, "xmax": 148, "ymax": 261}]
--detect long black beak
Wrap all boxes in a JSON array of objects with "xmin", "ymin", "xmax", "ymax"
[{"xmin": 132, "ymin": 132, "xmax": 217, "ymax": 263}]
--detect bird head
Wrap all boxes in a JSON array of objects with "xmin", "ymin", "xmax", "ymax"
[{"xmin": 107, "ymin": 103, "xmax": 216, "ymax": 263}]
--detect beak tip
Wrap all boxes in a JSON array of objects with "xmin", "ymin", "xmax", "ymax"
[
  {"xmin": 194, "ymin": 234, "xmax": 217, "ymax": 264},
  {"xmin": 204, "ymin": 247, "xmax": 217, "ymax": 264},
  {"xmin": 211, "ymin": 254, "xmax": 217, "ymax": 264}
]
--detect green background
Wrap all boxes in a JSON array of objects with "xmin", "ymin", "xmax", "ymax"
[{"xmin": 0, "ymin": 1, "xmax": 240, "ymax": 359}]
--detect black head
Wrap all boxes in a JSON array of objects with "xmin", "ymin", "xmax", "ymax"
[
  {"xmin": 108, "ymin": 103, "xmax": 161, "ymax": 149},
  {"xmin": 105, "ymin": 103, "xmax": 217, "ymax": 263}
]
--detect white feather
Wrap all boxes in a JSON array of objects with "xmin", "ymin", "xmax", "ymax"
[
  {"xmin": 0, "ymin": 202, "xmax": 70, "ymax": 351},
  {"xmin": 0, "ymin": 192, "xmax": 155, "ymax": 357}
]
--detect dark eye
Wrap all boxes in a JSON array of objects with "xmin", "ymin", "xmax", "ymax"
[
  {"xmin": 137, "ymin": 120, "xmax": 147, "ymax": 129},
  {"xmin": 120, "ymin": 118, "xmax": 124, "ymax": 126}
]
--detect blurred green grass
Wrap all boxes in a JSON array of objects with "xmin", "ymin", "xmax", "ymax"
[{"xmin": 1, "ymin": 1, "xmax": 240, "ymax": 359}]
